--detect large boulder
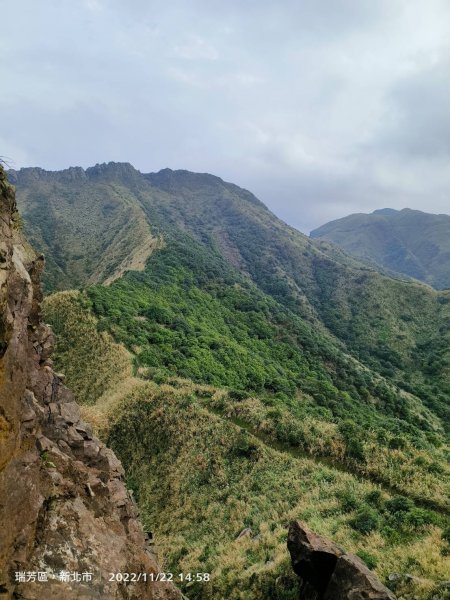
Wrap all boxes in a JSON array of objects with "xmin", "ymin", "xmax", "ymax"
[{"xmin": 287, "ymin": 521, "xmax": 396, "ymax": 600}]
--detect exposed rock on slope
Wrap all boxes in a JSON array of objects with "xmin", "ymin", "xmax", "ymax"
[
  {"xmin": 0, "ymin": 166, "xmax": 181, "ymax": 599},
  {"xmin": 287, "ymin": 521, "xmax": 396, "ymax": 600}
]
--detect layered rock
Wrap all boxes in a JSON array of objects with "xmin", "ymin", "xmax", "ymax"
[
  {"xmin": 287, "ymin": 521, "xmax": 396, "ymax": 600},
  {"xmin": 0, "ymin": 166, "xmax": 181, "ymax": 599}
]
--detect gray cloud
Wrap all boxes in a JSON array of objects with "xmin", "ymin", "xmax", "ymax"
[
  {"xmin": 2, "ymin": 0, "xmax": 450, "ymax": 232},
  {"xmin": 379, "ymin": 59, "xmax": 450, "ymax": 158}
]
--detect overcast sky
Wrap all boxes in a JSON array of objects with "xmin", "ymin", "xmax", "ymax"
[{"xmin": 2, "ymin": 0, "xmax": 450, "ymax": 232}]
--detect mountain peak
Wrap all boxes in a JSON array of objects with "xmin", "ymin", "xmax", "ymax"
[
  {"xmin": 85, "ymin": 161, "xmax": 139, "ymax": 179},
  {"xmin": 147, "ymin": 167, "xmax": 225, "ymax": 188},
  {"xmin": 372, "ymin": 208, "xmax": 399, "ymax": 215}
]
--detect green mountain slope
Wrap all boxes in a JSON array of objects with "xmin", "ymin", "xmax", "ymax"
[
  {"xmin": 9, "ymin": 164, "xmax": 160, "ymax": 292},
  {"xmin": 311, "ymin": 208, "xmax": 450, "ymax": 290},
  {"xmin": 142, "ymin": 170, "xmax": 449, "ymax": 424},
  {"xmin": 10, "ymin": 163, "xmax": 450, "ymax": 598}
]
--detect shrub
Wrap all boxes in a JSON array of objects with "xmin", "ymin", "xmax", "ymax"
[
  {"xmin": 427, "ymin": 461, "xmax": 444, "ymax": 474},
  {"xmin": 339, "ymin": 420, "xmax": 365, "ymax": 461},
  {"xmin": 384, "ymin": 496, "xmax": 414, "ymax": 515},
  {"xmin": 229, "ymin": 389, "xmax": 249, "ymax": 401},
  {"xmin": 349, "ymin": 507, "xmax": 379, "ymax": 534},
  {"xmin": 233, "ymin": 431, "xmax": 259, "ymax": 458},
  {"xmin": 441, "ymin": 526, "xmax": 450, "ymax": 545},
  {"xmin": 388, "ymin": 436, "xmax": 407, "ymax": 450},
  {"xmin": 405, "ymin": 508, "xmax": 433, "ymax": 528},
  {"xmin": 365, "ymin": 490, "xmax": 383, "ymax": 507},
  {"xmin": 339, "ymin": 489, "xmax": 359, "ymax": 513}
]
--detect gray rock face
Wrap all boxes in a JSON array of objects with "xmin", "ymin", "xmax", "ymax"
[
  {"xmin": 0, "ymin": 167, "xmax": 182, "ymax": 599},
  {"xmin": 287, "ymin": 521, "xmax": 396, "ymax": 600}
]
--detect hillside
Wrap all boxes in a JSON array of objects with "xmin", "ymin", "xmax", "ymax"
[
  {"xmin": 43, "ymin": 290, "xmax": 450, "ymax": 600},
  {"xmin": 311, "ymin": 208, "xmax": 450, "ymax": 290},
  {"xmin": 10, "ymin": 163, "xmax": 450, "ymax": 599}
]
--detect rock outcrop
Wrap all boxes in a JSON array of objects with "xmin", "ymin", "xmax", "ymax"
[
  {"xmin": 0, "ymin": 165, "xmax": 181, "ymax": 599},
  {"xmin": 287, "ymin": 521, "xmax": 396, "ymax": 600}
]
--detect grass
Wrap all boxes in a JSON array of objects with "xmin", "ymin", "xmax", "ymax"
[
  {"xmin": 43, "ymin": 291, "xmax": 132, "ymax": 405},
  {"xmin": 107, "ymin": 383, "xmax": 450, "ymax": 600}
]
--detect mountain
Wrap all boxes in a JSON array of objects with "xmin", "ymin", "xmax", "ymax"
[
  {"xmin": 311, "ymin": 208, "xmax": 450, "ymax": 290},
  {"xmin": 0, "ymin": 165, "xmax": 180, "ymax": 599},
  {"xmin": 10, "ymin": 163, "xmax": 450, "ymax": 599}
]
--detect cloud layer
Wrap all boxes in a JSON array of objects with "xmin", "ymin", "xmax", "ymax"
[{"xmin": 2, "ymin": 0, "xmax": 450, "ymax": 232}]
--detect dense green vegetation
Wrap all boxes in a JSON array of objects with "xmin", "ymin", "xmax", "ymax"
[
  {"xmin": 20, "ymin": 163, "xmax": 450, "ymax": 598},
  {"xmin": 86, "ymin": 238, "xmax": 446, "ymax": 458},
  {"xmin": 140, "ymin": 169, "xmax": 450, "ymax": 430},
  {"xmin": 311, "ymin": 207, "xmax": 450, "ymax": 290}
]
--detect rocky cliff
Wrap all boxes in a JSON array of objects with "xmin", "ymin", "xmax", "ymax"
[{"xmin": 0, "ymin": 165, "xmax": 181, "ymax": 599}]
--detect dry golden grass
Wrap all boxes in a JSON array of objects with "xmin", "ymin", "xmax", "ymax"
[{"xmin": 43, "ymin": 290, "xmax": 132, "ymax": 405}]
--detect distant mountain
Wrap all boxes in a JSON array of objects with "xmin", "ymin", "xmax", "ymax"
[{"xmin": 311, "ymin": 208, "xmax": 450, "ymax": 290}]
